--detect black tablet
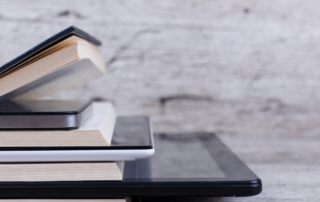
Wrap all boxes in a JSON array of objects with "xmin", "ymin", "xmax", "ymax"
[
  {"xmin": 0, "ymin": 100, "xmax": 92, "ymax": 129},
  {"xmin": 0, "ymin": 125, "xmax": 262, "ymax": 198}
]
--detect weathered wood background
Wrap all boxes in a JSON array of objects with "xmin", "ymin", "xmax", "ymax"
[{"xmin": 1, "ymin": 0, "xmax": 320, "ymax": 201}]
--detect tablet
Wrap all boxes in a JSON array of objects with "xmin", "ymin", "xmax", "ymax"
[
  {"xmin": 0, "ymin": 133, "xmax": 262, "ymax": 198},
  {"xmin": 0, "ymin": 100, "xmax": 92, "ymax": 129},
  {"xmin": 0, "ymin": 116, "xmax": 154, "ymax": 162}
]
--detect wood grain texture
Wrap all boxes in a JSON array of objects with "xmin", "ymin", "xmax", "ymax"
[
  {"xmin": 0, "ymin": 0, "xmax": 319, "ymax": 201},
  {"xmin": 0, "ymin": 0, "xmax": 319, "ymax": 136}
]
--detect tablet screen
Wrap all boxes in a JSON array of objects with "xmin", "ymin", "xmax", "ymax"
[
  {"xmin": 150, "ymin": 134, "xmax": 225, "ymax": 178},
  {"xmin": 123, "ymin": 133, "xmax": 229, "ymax": 181},
  {"xmin": 111, "ymin": 117, "xmax": 152, "ymax": 147}
]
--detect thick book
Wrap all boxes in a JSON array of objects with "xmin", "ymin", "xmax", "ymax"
[
  {"xmin": 0, "ymin": 26, "xmax": 106, "ymax": 100},
  {"xmin": 0, "ymin": 162, "xmax": 123, "ymax": 181},
  {"xmin": 0, "ymin": 102, "xmax": 116, "ymax": 146}
]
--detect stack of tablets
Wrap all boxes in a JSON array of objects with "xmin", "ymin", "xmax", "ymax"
[{"xmin": 0, "ymin": 27, "xmax": 154, "ymax": 182}]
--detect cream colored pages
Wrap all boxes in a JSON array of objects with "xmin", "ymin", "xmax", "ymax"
[
  {"xmin": 12, "ymin": 59, "xmax": 103, "ymax": 100},
  {"xmin": 0, "ymin": 38, "xmax": 106, "ymax": 100},
  {"xmin": 0, "ymin": 162, "xmax": 122, "ymax": 181},
  {"xmin": 0, "ymin": 43, "xmax": 80, "ymax": 97},
  {"xmin": 80, "ymin": 102, "xmax": 117, "ymax": 144},
  {"xmin": 0, "ymin": 36, "xmax": 83, "ymax": 78},
  {"xmin": 0, "ymin": 102, "xmax": 116, "ymax": 146},
  {"xmin": 0, "ymin": 200, "xmax": 125, "ymax": 202}
]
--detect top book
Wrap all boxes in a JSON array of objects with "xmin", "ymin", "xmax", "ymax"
[{"xmin": 0, "ymin": 26, "xmax": 106, "ymax": 100}]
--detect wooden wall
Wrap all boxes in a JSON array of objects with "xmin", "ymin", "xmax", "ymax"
[{"xmin": 1, "ymin": 0, "xmax": 320, "ymax": 137}]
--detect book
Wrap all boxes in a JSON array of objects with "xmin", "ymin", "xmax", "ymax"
[
  {"xmin": 0, "ymin": 201, "xmax": 125, "ymax": 202},
  {"xmin": 0, "ymin": 102, "xmax": 116, "ymax": 146},
  {"xmin": 0, "ymin": 26, "xmax": 106, "ymax": 100},
  {"xmin": 0, "ymin": 162, "xmax": 123, "ymax": 181}
]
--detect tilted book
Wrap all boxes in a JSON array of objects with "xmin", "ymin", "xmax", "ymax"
[{"xmin": 0, "ymin": 26, "xmax": 105, "ymax": 100}]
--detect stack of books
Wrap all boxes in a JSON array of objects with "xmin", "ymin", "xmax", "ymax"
[
  {"xmin": 0, "ymin": 27, "xmax": 125, "ymax": 182},
  {"xmin": 0, "ymin": 102, "xmax": 123, "ymax": 182}
]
